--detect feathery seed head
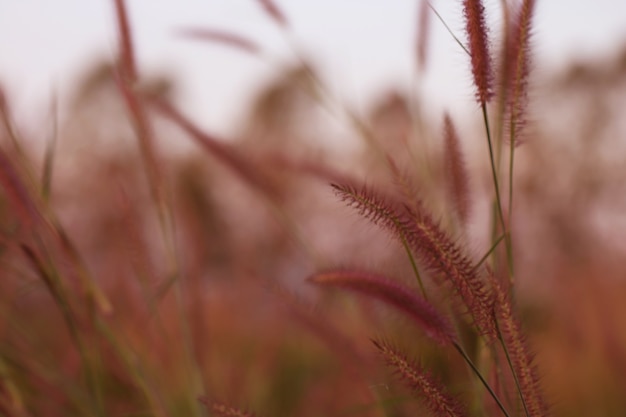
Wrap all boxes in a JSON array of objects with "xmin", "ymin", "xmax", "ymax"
[
  {"xmin": 373, "ymin": 340, "xmax": 469, "ymax": 417},
  {"xmin": 492, "ymin": 276, "xmax": 548, "ymax": 416},
  {"xmin": 505, "ymin": 0, "xmax": 537, "ymax": 145},
  {"xmin": 331, "ymin": 182, "xmax": 497, "ymax": 339},
  {"xmin": 463, "ymin": 0, "xmax": 493, "ymax": 103},
  {"xmin": 443, "ymin": 114, "xmax": 471, "ymax": 226},
  {"xmin": 402, "ymin": 205, "xmax": 497, "ymax": 339},
  {"xmin": 309, "ymin": 270, "xmax": 456, "ymax": 345}
]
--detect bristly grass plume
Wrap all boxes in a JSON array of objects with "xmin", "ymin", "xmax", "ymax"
[
  {"xmin": 309, "ymin": 270, "xmax": 456, "ymax": 346},
  {"xmin": 331, "ymin": 182, "xmax": 497, "ymax": 340},
  {"xmin": 443, "ymin": 113, "xmax": 471, "ymax": 227},
  {"xmin": 373, "ymin": 339, "xmax": 469, "ymax": 417},
  {"xmin": 463, "ymin": 0, "xmax": 494, "ymax": 104}
]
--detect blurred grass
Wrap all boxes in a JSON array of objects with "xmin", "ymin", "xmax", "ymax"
[{"xmin": 1, "ymin": 2, "xmax": 626, "ymax": 415}]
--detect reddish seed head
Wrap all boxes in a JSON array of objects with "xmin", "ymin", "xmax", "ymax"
[
  {"xmin": 309, "ymin": 270, "xmax": 456, "ymax": 346},
  {"xmin": 373, "ymin": 340, "xmax": 469, "ymax": 417},
  {"xmin": 505, "ymin": 0, "xmax": 537, "ymax": 144},
  {"xmin": 331, "ymin": 182, "xmax": 497, "ymax": 339},
  {"xmin": 402, "ymin": 204, "xmax": 497, "ymax": 339},
  {"xmin": 492, "ymin": 278, "xmax": 547, "ymax": 416},
  {"xmin": 463, "ymin": 0, "xmax": 493, "ymax": 103},
  {"xmin": 443, "ymin": 113, "xmax": 471, "ymax": 226}
]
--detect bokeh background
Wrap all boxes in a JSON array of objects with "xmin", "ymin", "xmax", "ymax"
[{"xmin": 2, "ymin": 1, "xmax": 626, "ymax": 416}]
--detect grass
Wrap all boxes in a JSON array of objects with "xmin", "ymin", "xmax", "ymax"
[{"xmin": 1, "ymin": 0, "xmax": 626, "ymax": 416}]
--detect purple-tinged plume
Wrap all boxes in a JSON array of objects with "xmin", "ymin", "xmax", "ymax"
[
  {"xmin": 309, "ymin": 270, "xmax": 455, "ymax": 346},
  {"xmin": 463, "ymin": 0, "xmax": 493, "ymax": 103}
]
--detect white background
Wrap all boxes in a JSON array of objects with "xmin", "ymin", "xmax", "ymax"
[{"xmin": 1, "ymin": 0, "xmax": 625, "ymax": 136}]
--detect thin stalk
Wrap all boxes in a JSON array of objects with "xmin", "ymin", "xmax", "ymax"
[
  {"xmin": 507, "ymin": 117, "xmax": 517, "ymax": 265},
  {"xmin": 453, "ymin": 342, "xmax": 511, "ymax": 417},
  {"xmin": 472, "ymin": 233, "xmax": 506, "ymax": 273},
  {"xmin": 0, "ymin": 106, "xmax": 37, "ymax": 189},
  {"xmin": 285, "ymin": 47, "xmax": 429, "ymax": 295},
  {"xmin": 480, "ymin": 103, "xmax": 514, "ymax": 281},
  {"xmin": 496, "ymin": 320, "xmax": 531, "ymax": 417},
  {"xmin": 489, "ymin": 200, "xmax": 499, "ymax": 267},
  {"xmin": 488, "ymin": 341, "xmax": 517, "ymax": 413},
  {"xmin": 113, "ymin": 7, "xmax": 205, "ymax": 402},
  {"xmin": 427, "ymin": 2, "xmax": 470, "ymax": 56},
  {"xmin": 22, "ymin": 242, "xmax": 105, "ymax": 417},
  {"xmin": 96, "ymin": 319, "xmax": 169, "ymax": 417},
  {"xmin": 261, "ymin": 39, "xmax": 428, "ymax": 291},
  {"xmin": 0, "ymin": 353, "xmax": 24, "ymax": 414},
  {"xmin": 282, "ymin": 31, "xmax": 404, "ymax": 178},
  {"xmin": 41, "ymin": 95, "xmax": 58, "ymax": 202},
  {"xmin": 208, "ymin": 21, "xmax": 424, "ymax": 286},
  {"xmin": 387, "ymin": 165, "xmax": 428, "ymax": 297},
  {"xmin": 401, "ymin": 235, "xmax": 427, "ymax": 299},
  {"xmin": 0, "ymin": 336, "xmax": 93, "ymax": 415}
]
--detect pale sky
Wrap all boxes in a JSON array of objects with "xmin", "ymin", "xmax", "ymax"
[{"xmin": 1, "ymin": 0, "xmax": 625, "ymax": 137}]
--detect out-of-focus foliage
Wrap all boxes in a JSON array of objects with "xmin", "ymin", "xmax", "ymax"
[{"xmin": 2, "ymin": 6, "xmax": 626, "ymax": 413}]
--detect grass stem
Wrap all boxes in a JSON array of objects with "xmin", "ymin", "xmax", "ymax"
[
  {"xmin": 453, "ymin": 342, "xmax": 511, "ymax": 417},
  {"xmin": 481, "ymin": 103, "xmax": 514, "ymax": 281},
  {"xmin": 496, "ymin": 320, "xmax": 531, "ymax": 417}
]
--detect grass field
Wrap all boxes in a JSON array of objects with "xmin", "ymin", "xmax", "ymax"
[{"xmin": 1, "ymin": 1, "xmax": 626, "ymax": 416}]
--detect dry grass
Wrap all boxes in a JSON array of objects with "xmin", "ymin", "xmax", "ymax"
[{"xmin": 1, "ymin": 0, "xmax": 626, "ymax": 416}]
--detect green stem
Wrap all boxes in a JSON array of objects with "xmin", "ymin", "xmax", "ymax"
[
  {"xmin": 23, "ymin": 241, "xmax": 105, "ymax": 417},
  {"xmin": 496, "ymin": 320, "xmax": 531, "ymax": 417},
  {"xmin": 453, "ymin": 342, "xmax": 511, "ymax": 417},
  {"xmin": 507, "ymin": 115, "xmax": 518, "ymax": 280},
  {"xmin": 481, "ymin": 103, "xmax": 514, "ymax": 281},
  {"xmin": 401, "ymin": 236, "xmax": 427, "ymax": 299},
  {"xmin": 472, "ymin": 233, "xmax": 506, "ymax": 273}
]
